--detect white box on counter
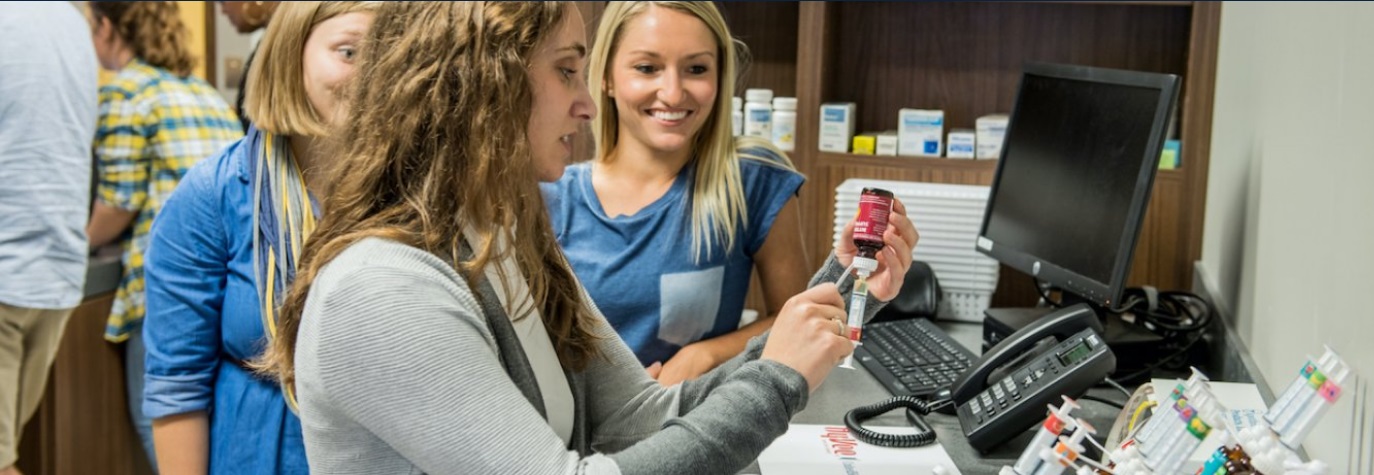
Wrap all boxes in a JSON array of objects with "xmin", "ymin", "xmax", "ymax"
[{"xmin": 975, "ymin": 114, "xmax": 1008, "ymax": 159}]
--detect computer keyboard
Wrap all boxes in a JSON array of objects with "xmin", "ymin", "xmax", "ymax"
[{"xmin": 854, "ymin": 318, "xmax": 978, "ymax": 398}]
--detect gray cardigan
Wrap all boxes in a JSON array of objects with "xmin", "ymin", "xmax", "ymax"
[{"xmin": 295, "ymin": 238, "xmax": 881, "ymax": 474}]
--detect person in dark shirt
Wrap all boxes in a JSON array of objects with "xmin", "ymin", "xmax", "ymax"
[{"xmin": 218, "ymin": 1, "xmax": 280, "ymax": 130}]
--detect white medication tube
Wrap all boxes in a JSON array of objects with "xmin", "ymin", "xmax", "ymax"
[
  {"xmin": 1146, "ymin": 407, "xmax": 1191, "ymax": 467},
  {"xmin": 1012, "ymin": 397, "xmax": 1080, "ymax": 475},
  {"xmin": 1182, "ymin": 366, "xmax": 1212, "ymax": 399},
  {"xmin": 1269, "ymin": 348, "xmax": 1341, "ymax": 434},
  {"xmin": 1030, "ymin": 419, "xmax": 1094, "ymax": 475},
  {"xmin": 1140, "ymin": 401, "xmax": 1192, "ymax": 467},
  {"xmin": 1137, "ymin": 368, "xmax": 1209, "ymax": 447},
  {"xmin": 1278, "ymin": 355, "xmax": 1350, "ymax": 449},
  {"xmin": 1159, "ymin": 403, "xmax": 1219, "ymax": 475},
  {"xmin": 1147, "ymin": 391, "xmax": 1215, "ymax": 468},
  {"xmin": 1265, "ymin": 348, "xmax": 1335, "ymax": 426},
  {"xmin": 1133, "ymin": 384, "xmax": 1186, "ymax": 449}
]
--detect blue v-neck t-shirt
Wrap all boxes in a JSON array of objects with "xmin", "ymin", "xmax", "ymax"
[{"xmin": 542, "ymin": 150, "xmax": 804, "ymax": 366}]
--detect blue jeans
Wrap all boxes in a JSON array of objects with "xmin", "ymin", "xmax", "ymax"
[{"xmin": 125, "ymin": 322, "xmax": 158, "ymax": 473}]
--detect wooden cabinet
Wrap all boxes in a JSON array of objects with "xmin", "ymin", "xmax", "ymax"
[
  {"xmin": 717, "ymin": 2, "xmax": 1220, "ymax": 308},
  {"xmin": 576, "ymin": 2, "xmax": 1218, "ymax": 310},
  {"xmin": 17, "ymin": 293, "xmax": 152, "ymax": 475}
]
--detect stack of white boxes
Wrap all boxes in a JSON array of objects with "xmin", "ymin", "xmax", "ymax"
[{"xmin": 832, "ymin": 179, "xmax": 999, "ymax": 321}]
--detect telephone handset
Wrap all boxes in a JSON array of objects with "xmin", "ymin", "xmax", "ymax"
[{"xmin": 950, "ymin": 303, "xmax": 1116, "ymax": 453}]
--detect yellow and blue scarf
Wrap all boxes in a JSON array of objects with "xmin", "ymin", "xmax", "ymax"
[{"xmin": 247, "ymin": 126, "xmax": 317, "ymax": 408}]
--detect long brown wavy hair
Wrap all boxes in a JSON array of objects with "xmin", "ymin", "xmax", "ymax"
[
  {"xmin": 88, "ymin": 2, "xmax": 196, "ymax": 77},
  {"xmin": 260, "ymin": 1, "xmax": 603, "ymax": 392}
]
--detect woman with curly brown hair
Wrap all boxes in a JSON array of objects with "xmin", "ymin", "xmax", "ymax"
[
  {"xmin": 84, "ymin": 2, "xmax": 242, "ymax": 469},
  {"xmin": 258, "ymin": 2, "xmax": 918, "ymax": 473}
]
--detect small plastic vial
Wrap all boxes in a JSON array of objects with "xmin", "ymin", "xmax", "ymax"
[
  {"xmin": 731, "ymin": 96, "xmax": 743, "ymax": 137},
  {"xmin": 771, "ymin": 96, "xmax": 797, "ymax": 151},
  {"xmin": 743, "ymin": 88, "xmax": 773, "ymax": 138}
]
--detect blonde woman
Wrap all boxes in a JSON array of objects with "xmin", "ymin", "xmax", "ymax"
[
  {"xmin": 141, "ymin": 3, "xmax": 375, "ymax": 473},
  {"xmin": 258, "ymin": 3, "xmax": 918, "ymax": 473},
  {"xmin": 84, "ymin": 2, "xmax": 242, "ymax": 467},
  {"xmin": 543, "ymin": 2, "xmax": 810, "ymax": 385}
]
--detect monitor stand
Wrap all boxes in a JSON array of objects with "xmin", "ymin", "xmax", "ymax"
[{"xmin": 982, "ymin": 305, "xmax": 1164, "ymax": 381}]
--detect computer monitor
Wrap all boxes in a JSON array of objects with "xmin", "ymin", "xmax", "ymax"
[{"xmin": 975, "ymin": 62, "xmax": 1180, "ymax": 310}]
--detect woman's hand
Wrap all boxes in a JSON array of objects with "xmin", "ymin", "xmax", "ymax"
[
  {"xmin": 760, "ymin": 283, "xmax": 852, "ymax": 392},
  {"xmin": 835, "ymin": 198, "xmax": 920, "ymax": 302},
  {"xmin": 654, "ymin": 342, "xmax": 720, "ymax": 386}
]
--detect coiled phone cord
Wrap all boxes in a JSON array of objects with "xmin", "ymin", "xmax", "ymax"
[{"xmin": 843, "ymin": 395, "xmax": 945, "ymax": 448}]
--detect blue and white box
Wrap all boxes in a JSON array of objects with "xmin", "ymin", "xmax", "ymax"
[
  {"xmin": 898, "ymin": 109, "xmax": 944, "ymax": 157},
  {"xmin": 819, "ymin": 102, "xmax": 856, "ymax": 153},
  {"xmin": 947, "ymin": 129, "xmax": 976, "ymax": 159}
]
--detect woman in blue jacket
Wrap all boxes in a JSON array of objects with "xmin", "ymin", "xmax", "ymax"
[{"xmin": 141, "ymin": 2, "xmax": 377, "ymax": 473}]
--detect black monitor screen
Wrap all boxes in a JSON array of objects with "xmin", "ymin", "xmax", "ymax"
[{"xmin": 977, "ymin": 63, "xmax": 1179, "ymax": 308}]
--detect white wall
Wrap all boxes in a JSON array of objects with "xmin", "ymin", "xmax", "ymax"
[
  {"xmin": 211, "ymin": 4, "xmax": 257, "ymax": 103},
  {"xmin": 1203, "ymin": 2, "xmax": 1374, "ymax": 471}
]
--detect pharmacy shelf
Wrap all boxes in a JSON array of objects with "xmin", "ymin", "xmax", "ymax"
[
  {"xmin": 1030, "ymin": 1, "xmax": 1192, "ymax": 5},
  {"xmin": 1036, "ymin": 1, "xmax": 1192, "ymax": 5},
  {"xmin": 814, "ymin": 151, "xmax": 1185, "ymax": 179},
  {"xmin": 816, "ymin": 151, "xmax": 998, "ymax": 172}
]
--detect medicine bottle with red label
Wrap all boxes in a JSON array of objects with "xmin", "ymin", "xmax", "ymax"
[{"xmin": 852, "ymin": 187, "xmax": 894, "ymax": 272}]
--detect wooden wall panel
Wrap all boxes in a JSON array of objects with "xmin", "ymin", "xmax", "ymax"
[
  {"xmin": 718, "ymin": 2, "xmax": 800, "ymax": 97},
  {"xmin": 823, "ymin": 2, "xmax": 1192, "ymax": 135},
  {"xmin": 1129, "ymin": 171, "xmax": 1188, "ymax": 291}
]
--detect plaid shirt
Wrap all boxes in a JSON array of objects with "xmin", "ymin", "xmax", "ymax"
[{"xmin": 95, "ymin": 59, "xmax": 241, "ymax": 342}]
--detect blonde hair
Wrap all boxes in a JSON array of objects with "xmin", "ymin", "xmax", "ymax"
[
  {"xmin": 590, "ymin": 2, "xmax": 797, "ymax": 261},
  {"xmin": 261, "ymin": 1, "xmax": 603, "ymax": 392},
  {"xmin": 244, "ymin": 2, "xmax": 379, "ymax": 137},
  {"xmin": 88, "ymin": 2, "xmax": 196, "ymax": 77}
]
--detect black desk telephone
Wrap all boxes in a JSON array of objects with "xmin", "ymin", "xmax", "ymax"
[
  {"xmin": 951, "ymin": 303, "xmax": 1116, "ymax": 452},
  {"xmin": 844, "ymin": 303, "xmax": 1116, "ymax": 451}
]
